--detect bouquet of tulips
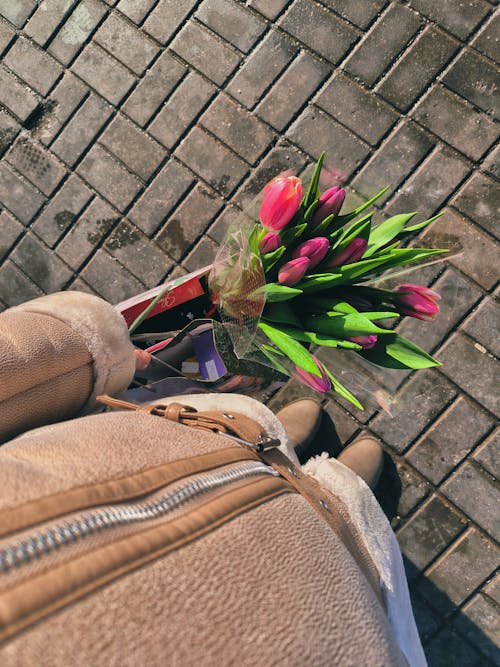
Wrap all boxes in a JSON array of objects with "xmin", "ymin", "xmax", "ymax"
[{"xmin": 209, "ymin": 153, "xmax": 446, "ymax": 409}]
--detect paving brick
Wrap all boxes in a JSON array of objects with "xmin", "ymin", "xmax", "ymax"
[
  {"xmin": 31, "ymin": 174, "xmax": 93, "ymax": 246},
  {"xmin": 182, "ymin": 234, "xmax": 219, "ymax": 272},
  {"xmin": 424, "ymin": 627, "xmax": 482, "ymax": 667},
  {"xmin": 280, "ymin": 0, "xmax": 358, "ymax": 63},
  {"xmin": 474, "ymin": 428, "xmax": 499, "ymax": 480},
  {"xmin": 36, "ymin": 72, "xmax": 89, "ymax": 146},
  {"xmin": 0, "ymin": 260, "xmax": 42, "ymax": 305},
  {"xmin": 122, "ymin": 51, "xmax": 187, "ymax": 127},
  {"xmin": 0, "ymin": 0, "xmax": 36, "ymax": 27},
  {"xmin": 421, "ymin": 209, "xmax": 499, "ymax": 290},
  {"xmin": 371, "ymin": 369, "xmax": 457, "ymax": 452},
  {"xmin": 409, "ymin": 592, "xmax": 443, "ymax": 643},
  {"xmin": 413, "ymin": 85, "xmax": 499, "ymax": 162},
  {"xmin": 352, "ymin": 121, "xmax": 434, "ymax": 204},
  {"xmin": 105, "ymin": 220, "xmax": 172, "ymax": 286},
  {"xmin": 322, "ymin": 400, "xmax": 362, "ymax": 444},
  {"xmin": 472, "ymin": 11, "xmax": 500, "ymax": 62},
  {"xmin": 396, "ymin": 495, "xmax": 466, "ymax": 572},
  {"xmin": 207, "ymin": 204, "xmax": 243, "ymax": 244},
  {"xmin": 48, "ymin": 0, "xmax": 107, "ymax": 65},
  {"xmin": 0, "ymin": 210, "xmax": 24, "ymax": 261},
  {"xmin": 95, "ymin": 13, "xmax": 158, "ymax": 75},
  {"xmin": 116, "ymin": 0, "xmax": 156, "ymax": 24},
  {"xmin": 171, "ymin": 20, "xmax": 241, "ymax": 86},
  {"xmin": 316, "ymin": 72, "xmax": 398, "ymax": 145},
  {"xmin": 321, "ymin": 0, "xmax": 387, "ymax": 29},
  {"xmin": 201, "ymin": 94, "xmax": 274, "ymax": 165},
  {"xmin": 80, "ymin": 248, "xmax": 145, "ymax": 302},
  {"xmin": 0, "ymin": 66, "xmax": 40, "ymax": 123},
  {"xmin": 56, "ymin": 196, "xmax": 120, "ymax": 269},
  {"xmin": 0, "ymin": 17, "xmax": 14, "ymax": 53},
  {"xmin": 156, "ymin": 184, "xmax": 223, "ymax": 261},
  {"xmin": 67, "ymin": 276, "xmax": 99, "ymax": 296},
  {"xmin": 77, "ymin": 144, "xmax": 142, "ymax": 211},
  {"xmin": 226, "ymin": 30, "xmax": 297, "ymax": 109},
  {"xmin": 452, "ymin": 172, "xmax": 499, "ymax": 239},
  {"xmin": 24, "ymin": 0, "xmax": 74, "ymax": 46},
  {"xmin": 443, "ymin": 49, "xmax": 499, "ymax": 121},
  {"xmin": 482, "ymin": 143, "xmax": 500, "ymax": 180},
  {"xmin": 175, "ymin": 126, "xmax": 248, "ymax": 196},
  {"xmin": 397, "ymin": 266, "xmax": 482, "ymax": 356},
  {"xmin": 484, "ymin": 573, "xmax": 500, "ymax": 605},
  {"xmin": 51, "ymin": 93, "xmax": 113, "ymax": 166},
  {"xmin": 143, "ymin": 0, "xmax": 197, "ymax": 44},
  {"xmin": 443, "ymin": 460, "xmax": 500, "ymax": 541},
  {"xmin": 72, "ymin": 42, "xmax": 135, "ymax": 106},
  {"xmin": 257, "ymin": 52, "xmax": 330, "ymax": 132},
  {"xmin": 100, "ymin": 114, "xmax": 167, "ymax": 180},
  {"xmin": 463, "ymin": 297, "xmax": 500, "ymax": 358},
  {"xmin": 0, "ymin": 109, "xmax": 20, "ymax": 157},
  {"xmin": 344, "ymin": 4, "xmax": 421, "ymax": 86},
  {"xmin": 438, "ymin": 333, "xmax": 499, "ymax": 417},
  {"xmin": 7, "ymin": 134, "xmax": 66, "ymax": 196},
  {"xmin": 287, "ymin": 106, "xmax": 370, "ymax": 178},
  {"xmin": 0, "ymin": 161, "xmax": 45, "ymax": 223},
  {"xmin": 129, "ymin": 159, "xmax": 194, "ymax": 236},
  {"xmin": 248, "ymin": 0, "xmax": 290, "ymax": 20},
  {"xmin": 148, "ymin": 71, "xmax": 215, "ymax": 149},
  {"xmin": 234, "ymin": 141, "xmax": 308, "ymax": 210},
  {"xmin": 408, "ymin": 396, "xmax": 494, "ymax": 485},
  {"xmin": 11, "ymin": 232, "xmax": 73, "ymax": 292},
  {"xmin": 196, "ymin": 0, "xmax": 266, "ymax": 53},
  {"xmin": 4, "ymin": 36, "xmax": 62, "ymax": 96},
  {"xmin": 395, "ymin": 464, "xmax": 431, "ymax": 519},
  {"xmin": 408, "ymin": 0, "xmax": 491, "ymax": 40},
  {"xmin": 385, "ymin": 146, "xmax": 470, "ymax": 219},
  {"xmin": 455, "ymin": 592, "xmax": 500, "ymax": 664},
  {"xmin": 377, "ymin": 26, "xmax": 457, "ymax": 112}
]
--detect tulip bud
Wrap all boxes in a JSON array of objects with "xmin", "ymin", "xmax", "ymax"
[
  {"xmin": 294, "ymin": 356, "xmax": 331, "ymax": 393},
  {"xmin": 292, "ymin": 237, "xmax": 329, "ymax": 269},
  {"xmin": 259, "ymin": 176, "xmax": 302, "ymax": 231},
  {"xmin": 278, "ymin": 257, "xmax": 310, "ymax": 286},
  {"xmin": 312, "ymin": 186, "xmax": 346, "ymax": 225},
  {"xmin": 395, "ymin": 284, "xmax": 441, "ymax": 321},
  {"xmin": 327, "ymin": 237, "xmax": 367, "ymax": 267},
  {"xmin": 259, "ymin": 232, "xmax": 281, "ymax": 254},
  {"xmin": 347, "ymin": 335, "xmax": 378, "ymax": 349}
]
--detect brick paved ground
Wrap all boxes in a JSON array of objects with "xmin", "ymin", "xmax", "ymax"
[{"xmin": 0, "ymin": 1, "xmax": 498, "ymax": 663}]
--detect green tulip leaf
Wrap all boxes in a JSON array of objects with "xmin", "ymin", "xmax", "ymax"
[
  {"xmin": 304, "ymin": 312, "xmax": 392, "ymax": 337},
  {"xmin": 312, "ymin": 213, "xmax": 335, "ymax": 235},
  {"xmin": 264, "ymin": 283, "xmax": 303, "ymax": 302},
  {"xmin": 364, "ymin": 213, "xmax": 417, "ymax": 257},
  {"xmin": 323, "ymin": 366, "xmax": 364, "ymax": 410},
  {"xmin": 258, "ymin": 321, "xmax": 321, "ymax": 376},
  {"xmin": 262, "ymin": 322, "xmax": 363, "ymax": 349},
  {"xmin": 303, "ymin": 152, "xmax": 325, "ymax": 209},
  {"xmin": 335, "ymin": 185, "xmax": 390, "ymax": 226},
  {"xmin": 263, "ymin": 302, "xmax": 302, "ymax": 327},
  {"xmin": 396, "ymin": 212, "xmax": 445, "ymax": 240},
  {"xmin": 279, "ymin": 223, "xmax": 307, "ymax": 247},
  {"xmin": 333, "ymin": 212, "xmax": 373, "ymax": 249},
  {"xmin": 261, "ymin": 246, "xmax": 286, "ymax": 271},
  {"xmin": 360, "ymin": 333, "xmax": 442, "ymax": 369}
]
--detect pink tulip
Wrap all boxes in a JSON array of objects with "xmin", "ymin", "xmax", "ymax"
[
  {"xmin": 292, "ymin": 237, "xmax": 329, "ymax": 269},
  {"xmin": 327, "ymin": 238, "xmax": 368, "ymax": 267},
  {"xmin": 259, "ymin": 176, "xmax": 302, "ymax": 231},
  {"xmin": 260, "ymin": 232, "xmax": 281, "ymax": 254},
  {"xmin": 312, "ymin": 186, "xmax": 346, "ymax": 225},
  {"xmin": 395, "ymin": 284, "xmax": 441, "ymax": 321},
  {"xmin": 278, "ymin": 257, "xmax": 310, "ymax": 286},
  {"xmin": 347, "ymin": 335, "xmax": 378, "ymax": 349},
  {"xmin": 294, "ymin": 356, "xmax": 331, "ymax": 393}
]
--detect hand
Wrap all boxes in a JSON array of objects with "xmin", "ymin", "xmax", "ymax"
[{"xmin": 134, "ymin": 349, "xmax": 151, "ymax": 371}]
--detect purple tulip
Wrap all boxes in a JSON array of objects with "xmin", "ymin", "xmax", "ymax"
[
  {"xmin": 395, "ymin": 284, "xmax": 441, "ymax": 321},
  {"xmin": 260, "ymin": 232, "xmax": 281, "ymax": 254},
  {"xmin": 313, "ymin": 186, "xmax": 346, "ymax": 225},
  {"xmin": 327, "ymin": 238, "xmax": 368, "ymax": 267},
  {"xmin": 294, "ymin": 356, "xmax": 331, "ymax": 393},
  {"xmin": 292, "ymin": 237, "xmax": 329, "ymax": 269},
  {"xmin": 347, "ymin": 335, "xmax": 378, "ymax": 349},
  {"xmin": 278, "ymin": 257, "xmax": 310, "ymax": 286}
]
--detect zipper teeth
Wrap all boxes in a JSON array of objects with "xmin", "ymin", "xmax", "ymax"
[{"xmin": 0, "ymin": 461, "xmax": 278, "ymax": 574}]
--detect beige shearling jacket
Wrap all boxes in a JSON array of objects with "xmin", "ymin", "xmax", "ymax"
[{"xmin": 0, "ymin": 292, "xmax": 425, "ymax": 666}]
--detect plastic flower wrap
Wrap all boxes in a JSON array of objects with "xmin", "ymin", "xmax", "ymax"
[{"xmin": 209, "ymin": 153, "xmax": 449, "ymax": 410}]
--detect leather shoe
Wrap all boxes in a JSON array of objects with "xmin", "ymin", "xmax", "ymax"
[
  {"xmin": 276, "ymin": 399, "xmax": 322, "ymax": 452},
  {"xmin": 337, "ymin": 434, "xmax": 384, "ymax": 491}
]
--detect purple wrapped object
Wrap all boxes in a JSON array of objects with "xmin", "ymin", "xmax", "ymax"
[{"xmin": 190, "ymin": 328, "xmax": 227, "ymax": 381}]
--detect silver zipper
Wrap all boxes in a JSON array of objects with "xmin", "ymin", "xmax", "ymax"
[{"xmin": 0, "ymin": 461, "xmax": 278, "ymax": 574}]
